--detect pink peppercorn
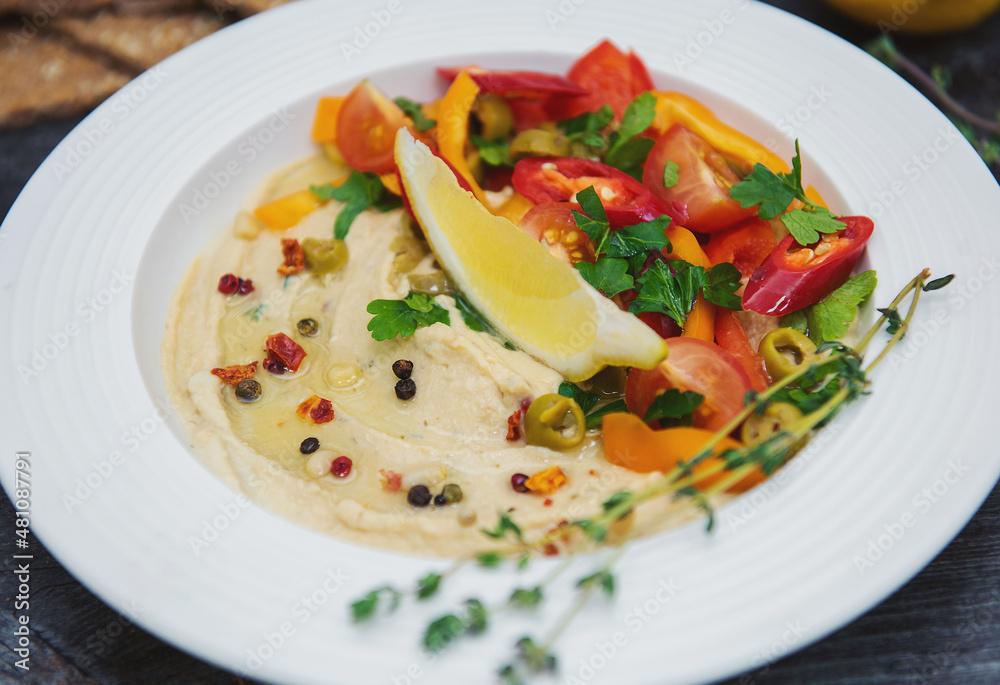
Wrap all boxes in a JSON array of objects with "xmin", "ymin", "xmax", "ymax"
[
  {"xmin": 511, "ymin": 473, "xmax": 530, "ymax": 493},
  {"xmin": 331, "ymin": 456, "xmax": 353, "ymax": 478},
  {"xmin": 218, "ymin": 274, "xmax": 239, "ymax": 295}
]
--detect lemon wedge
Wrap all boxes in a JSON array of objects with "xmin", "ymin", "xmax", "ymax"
[{"xmin": 394, "ymin": 129, "xmax": 667, "ymax": 382}]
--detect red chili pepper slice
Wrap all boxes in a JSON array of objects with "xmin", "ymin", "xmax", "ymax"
[
  {"xmin": 742, "ymin": 216, "xmax": 875, "ymax": 316},
  {"xmin": 436, "ymin": 66, "xmax": 587, "ymax": 98},
  {"xmin": 511, "ymin": 157, "xmax": 687, "ymax": 227},
  {"xmin": 265, "ymin": 332, "xmax": 307, "ymax": 372},
  {"xmin": 703, "ymin": 217, "xmax": 778, "ymax": 278}
]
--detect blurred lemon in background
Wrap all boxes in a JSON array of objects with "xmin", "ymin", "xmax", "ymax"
[{"xmin": 824, "ymin": 0, "xmax": 1000, "ymax": 34}]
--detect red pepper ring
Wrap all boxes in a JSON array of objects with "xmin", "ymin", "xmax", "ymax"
[
  {"xmin": 436, "ymin": 66, "xmax": 587, "ymax": 98},
  {"xmin": 742, "ymin": 215, "xmax": 875, "ymax": 316},
  {"xmin": 512, "ymin": 157, "xmax": 688, "ymax": 228}
]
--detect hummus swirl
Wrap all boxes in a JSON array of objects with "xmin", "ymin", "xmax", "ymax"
[{"xmin": 162, "ymin": 156, "xmax": 702, "ymax": 556}]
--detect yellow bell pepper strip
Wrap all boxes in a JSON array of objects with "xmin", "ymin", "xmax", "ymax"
[
  {"xmin": 311, "ymin": 96, "xmax": 345, "ymax": 144},
  {"xmin": 663, "ymin": 224, "xmax": 715, "ymax": 342},
  {"xmin": 254, "ymin": 175, "xmax": 348, "ymax": 231},
  {"xmin": 492, "ymin": 191, "xmax": 535, "ymax": 225},
  {"xmin": 602, "ymin": 412, "xmax": 764, "ymax": 492},
  {"xmin": 437, "ymin": 70, "xmax": 489, "ymax": 204},
  {"xmin": 379, "ymin": 172, "xmax": 402, "ymax": 196},
  {"xmin": 650, "ymin": 90, "xmax": 789, "ymax": 175}
]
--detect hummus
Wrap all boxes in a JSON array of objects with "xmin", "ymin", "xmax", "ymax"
[{"xmin": 162, "ymin": 154, "xmax": 712, "ymax": 557}]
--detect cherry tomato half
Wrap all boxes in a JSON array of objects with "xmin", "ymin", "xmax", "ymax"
[
  {"xmin": 625, "ymin": 337, "xmax": 752, "ymax": 432},
  {"xmin": 512, "ymin": 157, "xmax": 687, "ymax": 227},
  {"xmin": 643, "ymin": 123, "xmax": 758, "ymax": 233},
  {"xmin": 550, "ymin": 39, "xmax": 655, "ymax": 121},
  {"xmin": 703, "ymin": 216, "xmax": 779, "ymax": 278},
  {"xmin": 742, "ymin": 215, "xmax": 875, "ymax": 316},
  {"xmin": 519, "ymin": 202, "xmax": 596, "ymax": 265},
  {"xmin": 336, "ymin": 80, "xmax": 407, "ymax": 174}
]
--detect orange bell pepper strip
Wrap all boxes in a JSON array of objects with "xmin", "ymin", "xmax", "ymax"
[
  {"xmin": 379, "ymin": 171, "xmax": 402, "ymax": 196},
  {"xmin": 602, "ymin": 412, "xmax": 764, "ymax": 493},
  {"xmin": 714, "ymin": 308, "xmax": 770, "ymax": 392},
  {"xmin": 437, "ymin": 70, "xmax": 489, "ymax": 205},
  {"xmin": 311, "ymin": 96, "xmax": 345, "ymax": 144},
  {"xmin": 254, "ymin": 175, "xmax": 349, "ymax": 232},
  {"xmin": 661, "ymin": 224, "xmax": 715, "ymax": 342},
  {"xmin": 493, "ymin": 191, "xmax": 535, "ymax": 225},
  {"xmin": 650, "ymin": 90, "xmax": 789, "ymax": 176}
]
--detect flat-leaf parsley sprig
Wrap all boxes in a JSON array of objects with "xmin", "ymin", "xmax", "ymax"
[
  {"xmin": 729, "ymin": 141, "xmax": 846, "ymax": 245},
  {"xmin": 349, "ymin": 269, "xmax": 952, "ymax": 682}
]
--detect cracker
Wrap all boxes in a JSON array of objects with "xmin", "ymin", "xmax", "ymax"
[
  {"xmin": 52, "ymin": 10, "xmax": 225, "ymax": 71},
  {"xmin": 202, "ymin": 0, "xmax": 293, "ymax": 18},
  {"xmin": 0, "ymin": 27, "xmax": 131, "ymax": 127}
]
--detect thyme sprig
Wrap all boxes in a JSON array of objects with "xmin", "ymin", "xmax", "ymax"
[{"xmin": 348, "ymin": 270, "xmax": 951, "ymax": 680}]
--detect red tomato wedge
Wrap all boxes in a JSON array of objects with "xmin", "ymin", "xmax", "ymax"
[
  {"xmin": 518, "ymin": 202, "xmax": 596, "ymax": 265},
  {"xmin": 742, "ymin": 216, "xmax": 875, "ymax": 316},
  {"xmin": 714, "ymin": 308, "xmax": 770, "ymax": 392},
  {"xmin": 550, "ymin": 39, "xmax": 655, "ymax": 121},
  {"xmin": 625, "ymin": 337, "xmax": 752, "ymax": 432},
  {"xmin": 436, "ymin": 67, "xmax": 586, "ymax": 97},
  {"xmin": 337, "ymin": 80, "xmax": 407, "ymax": 174},
  {"xmin": 643, "ymin": 123, "xmax": 758, "ymax": 233},
  {"xmin": 512, "ymin": 157, "xmax": 687, "ymax": 227},
  {"xmin": 703, "ymin": 217, "xmax": 779, "ymax": 278}
]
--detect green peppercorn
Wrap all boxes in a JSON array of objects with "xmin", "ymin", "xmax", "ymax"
[
  {"xmin": 297, "ymin": 318, "xmax": 319, "ymax": 337},
  {"xmin": 439, "ymin": 483, "xmax": 463, "ymax": 505},
  {"xmin": 301, "ymin": 237, "xmax": 348, "ymax": 274},
  {"xmin": 235, "ymin": 379, "xmax": 261, "ymax": 402}
]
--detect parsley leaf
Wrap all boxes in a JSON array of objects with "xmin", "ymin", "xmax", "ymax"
[
  {"xmin": 729, "ymin": 141, "xmax": 845, "ymax": 246},
  {"xmin": 312, "ymin": 171, "xmax": 400, "ymax": 240},
  {"xmin": 605, "ymin": 92, "xmax": 656, "ymax": 173},
  {"xmin": 642, "ymin": 389, "xmax": 704, "ymax": 425},
  {"xmin": 787, "ymin": 270, "xmax": 877, "ymax": 344},
  {"xmin": 630, "ymin": 260, "xmax": 742, "ymax": 327},
  {"xmin": 393, "ymin": 96, "xmax": 435, "ymax": 131},
  {"xmin": 576, "ymin": 257, "xmax": 633, "ymax": 297},
  {"xmin": 781, "ymin": 207, "xmax": 845, "ymax": 245},
  {"xmin": 662, "ymin": 160, "xmax": 680, "ymax": 188},
  {"xmin": 607, "ymin": 216, "xmax": 672, "ymax": 258},
  {"xmin": 558, "ymin": 105, "xmax": 614, "ymax": 150},
  {"xmin": 471, "ymin": 135, "xmax": 512, "ymax": 167},
  {"xmin": 583, "ymin": 399, "xmax": 627, "ymax": 429},
  {"xmin": 366, "ymin": 292, "xmax": 450, "ymax": 341},
  {"xmin": 558, "ymin": 382, "xmax": 628, "ymax": 429}
]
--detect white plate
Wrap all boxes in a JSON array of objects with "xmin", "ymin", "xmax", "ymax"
[{"xmin": 3, "ymin": 1, "xmax": 999, "ymax": 683}]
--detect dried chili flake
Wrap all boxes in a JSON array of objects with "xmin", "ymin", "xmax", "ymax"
[
  {"xmin": 210, "ymin": 361, "xmax": 258, "ymax": 385},
  {"xmin": 277, "ymin": 238, "xmax": 305, "ymax": 276},
  {"xmin": 524, "ymin": 466, "xmax": 568, "ymax": 495},
  {"xmin": 296, "ymin": 395, "xmax": 334, "ymax": 424},
  {"xmin": 506, "ymin": 408, "xmax": 524, "ymax": 441},
  {"xmin": 264, "ymin": 332, "xmax": 306, "ymax": 372},
  {"xmin": 379, "ymin": 469, "xmax": 403, "ymax": 493}
]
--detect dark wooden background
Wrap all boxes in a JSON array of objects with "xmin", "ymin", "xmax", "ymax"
[{"xmin": 2, "ymin": 1, "xmax": 999, "ymax": 683}]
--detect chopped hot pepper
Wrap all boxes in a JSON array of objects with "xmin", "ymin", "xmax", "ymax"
[
  {"xmin": 264, "ymin": 332, "xmax": 306, "ymax": 372},
  {"xmin": 277, "ymin": 238, "xmax": 305, "ymax": 275},
  {"xmin": 379, "ymin": 469, "xmax": 403, "ymax": 493},
  {"xmin": 506, "ymin": 408, "xmax": 524, "ymax": 441},
  {"xmin": 524, "ymin": 466, "xmax": 568, "ymax": 495},
  {"xmin": 211, "ymin": 361, "xmax": 258, "ymax": 385},
  {"xmin": 296, "ymin": 395, "xmax": 334, "ymax": 424}
]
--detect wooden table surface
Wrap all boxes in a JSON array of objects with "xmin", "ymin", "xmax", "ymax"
[{"xmin": 2, "ymin": 1, "xmax": 999, "ymax": 683}]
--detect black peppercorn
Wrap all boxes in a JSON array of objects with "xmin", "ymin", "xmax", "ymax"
[
  {"xmin": 392, "ymin": 359, "xmax": 414, "ymax": 379},
  {"xmin": 299, "ymin": 437, "xmax": 320, "ymax": 454},
  {"xmin": 408, "ymin": 484, "xmax": 432, "ymax": 507},
  {"xmin": 297, "ymin": 318, "xmax": 319, "ymax": 337},
  {"xmin": 395, "ymin": 378, "xmax": 416, "ymax": 400}
]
